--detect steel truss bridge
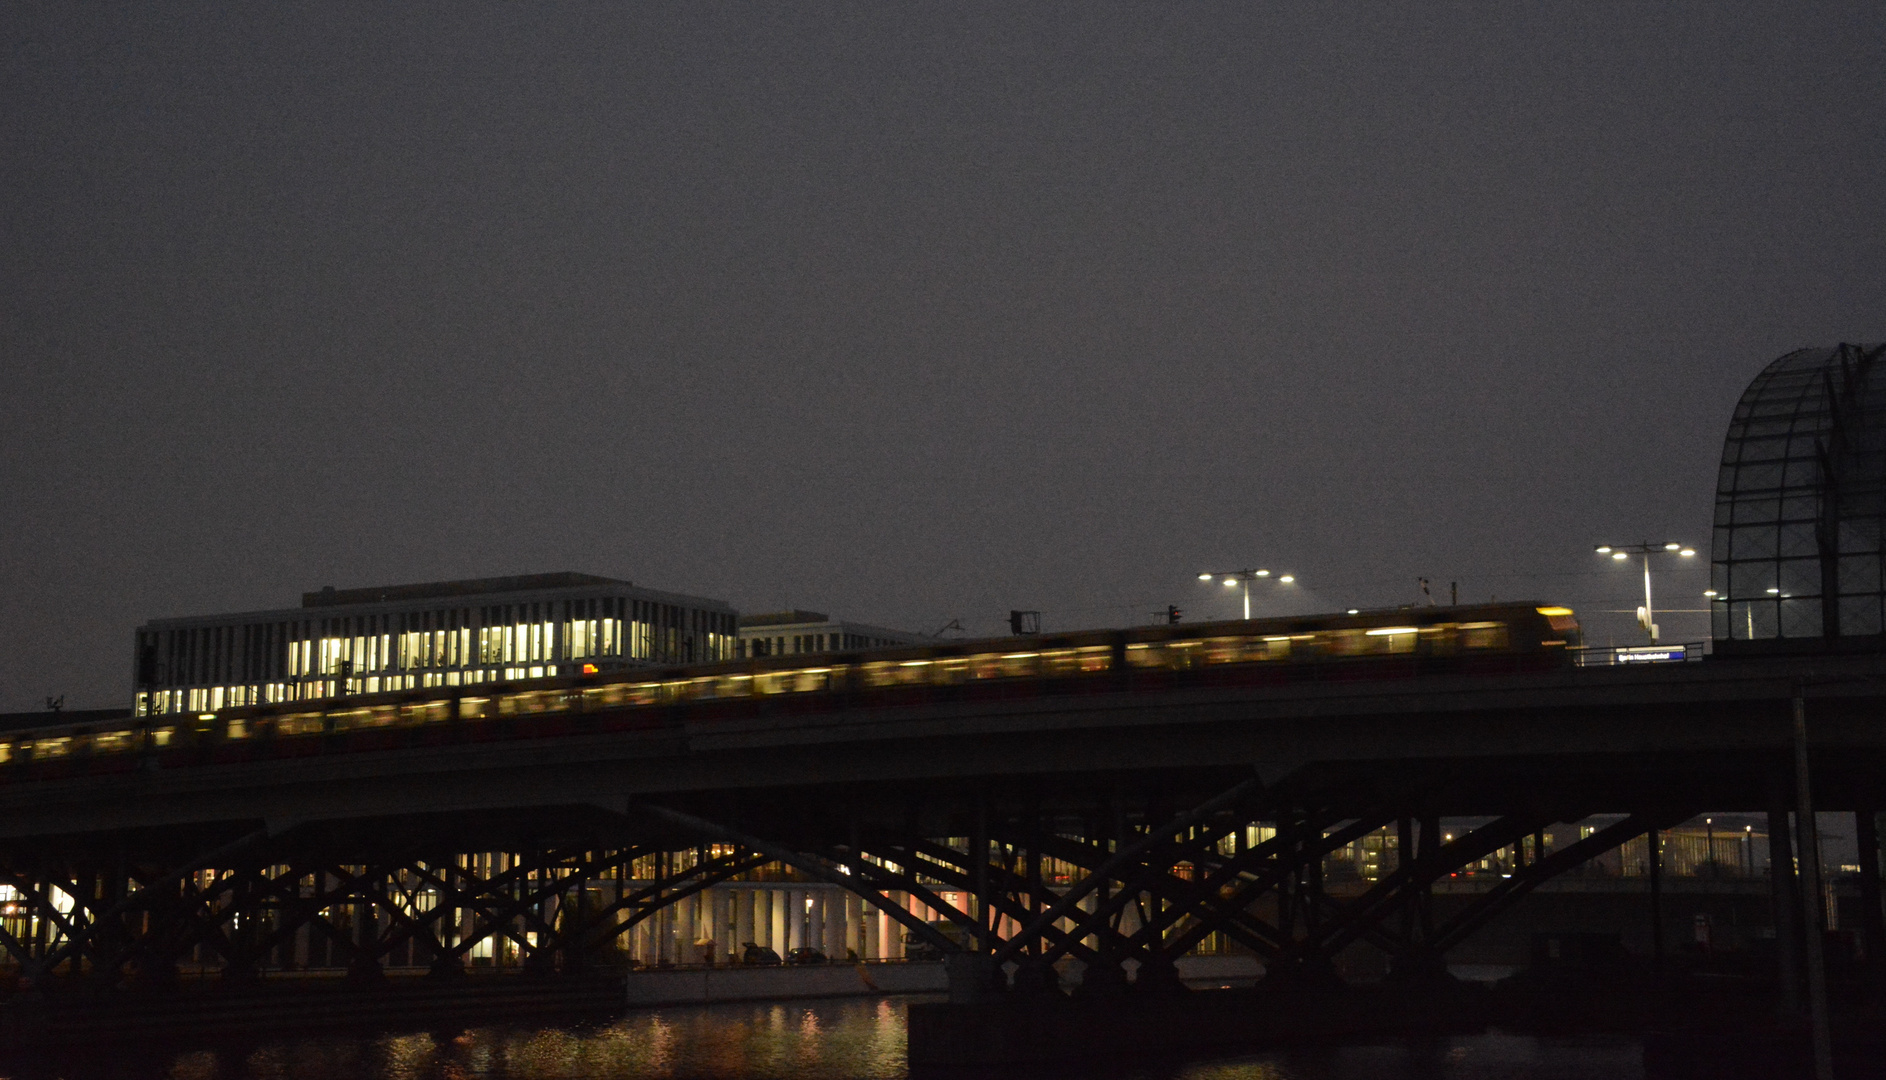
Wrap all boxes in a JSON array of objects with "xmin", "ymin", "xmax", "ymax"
[{"xmin": 0, "ymin": 653, "xmax": 1882, "ymax": 998}]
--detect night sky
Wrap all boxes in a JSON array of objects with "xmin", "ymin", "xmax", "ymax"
[{"xmin": 4, "ymin": 2, "xmax": 1884, "ymax": 711}]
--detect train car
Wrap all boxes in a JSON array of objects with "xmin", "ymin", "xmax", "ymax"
[{"xmin": 0, "ymin": 603, "xmax": 1580, "ymax": 776}]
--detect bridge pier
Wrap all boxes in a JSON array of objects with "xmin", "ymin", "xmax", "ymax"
[
  {"xmin": 943, "ymin": 952, "xmax": 1000, "ymax": 1003},
  {"xmin": 1768, "ymin": 800, "xmax": 1803, "ymax": 1015},
  {"xmin": 1858, "ymin": 808, "xmax": 1884, "ymax": 977}
]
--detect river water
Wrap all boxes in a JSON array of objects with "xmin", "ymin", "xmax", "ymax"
[{"xmin": 0, "ymin": 995, "xmax": 1645, "ymax": 1080}]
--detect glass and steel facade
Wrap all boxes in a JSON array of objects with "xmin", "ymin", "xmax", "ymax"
[
  {"xmin": 134, "ymin": 573, "xmax": 738, "ymax": 715},
  {"xmin": 1712, "ymin": 343, "xmax": 1886, "ymax": 648}
]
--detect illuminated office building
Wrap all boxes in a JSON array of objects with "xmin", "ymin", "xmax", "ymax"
[
  {"xmin": 134, "ymin": 573, "xmax": 737, "ymax": 716},
  {"xmin": 737, "ymin": 610, "xmax": 928, "ymax": 658}
]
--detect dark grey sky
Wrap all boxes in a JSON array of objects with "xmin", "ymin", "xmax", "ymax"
[{"xmin": 4, "ymin": 2, "xmax": 1884, "ymax": 710}]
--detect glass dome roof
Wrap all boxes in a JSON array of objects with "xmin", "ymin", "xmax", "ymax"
[{"xmin": 1713, "ymin": 343, "xmax": 1886, "ymax": 649}]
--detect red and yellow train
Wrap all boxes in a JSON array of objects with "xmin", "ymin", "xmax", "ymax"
[{"xmin": 0, "ymin": 602, "xmax": 1580, "ymax": 776}]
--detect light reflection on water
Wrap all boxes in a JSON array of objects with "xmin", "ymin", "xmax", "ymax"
[{"xmin": 0, "ymin": 997, "xmax": 1642, "ymax": 1080}]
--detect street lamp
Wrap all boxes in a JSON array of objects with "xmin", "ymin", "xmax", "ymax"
[
  {"xmin": 1196, "ymin": 568, "xmax": 1298, "ymax": 620},
  {"xmin": 1593, "ymin": 541, "xmax": 1696, "ymax": 644}
]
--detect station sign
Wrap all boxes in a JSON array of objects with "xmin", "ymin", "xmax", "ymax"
[{"xmin": 1614, "ymin": 645, "xmax": 1689, "ymax": 664}]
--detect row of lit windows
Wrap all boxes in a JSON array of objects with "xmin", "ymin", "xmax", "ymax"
[
  {"xmin": 139, "ymin": 600, "xmax": 738, "ymax": 693},
  {"xmin": 139, "ymin": 667, "xmax": 574, "ymax": 716},
  {"xmin": 140, "ymin": 630, "xmax": 743, "ymax": 716},
  {"xmin": 283, "ymin": 620, "xmax": 653, "ymax": 678},
  {"xmin": 741, "ymin": 632, "xmax": 911, "ymax": 657}
]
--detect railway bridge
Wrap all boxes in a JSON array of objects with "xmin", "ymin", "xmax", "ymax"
[{"xmin": 0, "ymin": 647, "xmax": 1881, "ymax": 1003}]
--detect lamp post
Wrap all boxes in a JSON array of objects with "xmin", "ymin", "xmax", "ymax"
[
  {"xmin": 1196, "ymin": 568, "xmax": 1297, "ymax": 620},
  {"xmin": 1593, "ymin": 542, "xmax": 1696, "ymax": 644}
]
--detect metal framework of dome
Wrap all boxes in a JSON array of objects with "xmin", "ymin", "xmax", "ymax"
[{"xmin": 1712, "ymin": 342, "xmax": 1886, "ymax": 650}]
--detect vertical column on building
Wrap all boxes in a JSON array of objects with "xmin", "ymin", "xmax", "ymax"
[
  {"xmin": 844, "ymin": 895, "xmax": 864, "ymax": 960},
  {"xmin": 688, "ymin": 890, "xmax": 705, "ymax": 964},
  {"xmin": 735, "ymin": 887, "xmax": 754, "ymax": 954},
  {"xmin": 806, "ymin": 890, "xmax": 824, "ymax": 957},
  {"xmin": 882, "ymin": 895, "xmax": 902, "ymax": 959},
  {"xmin": 715, "ymin": 889, "xmax": 734, "ymax": 964},
  {"xmin": 790, "ymin": 888, "xmax": 808, "ymax": 953},
  {"xmin": 830, "ymin": 892, "xmax": 849, "ymax": 959},
  {"xmin": 1857, "ymin": 809, "xmax": 1884, "ymax": 969}
]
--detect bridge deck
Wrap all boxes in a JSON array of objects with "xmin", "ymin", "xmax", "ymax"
[{"xmin": 1, "ymin": 654, "xmax": 1881, "ymax": 843}]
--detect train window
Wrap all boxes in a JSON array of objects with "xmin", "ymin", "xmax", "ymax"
[
  {"xmin": 274, "ymin": 714, "xmax": 318, "ymax": 736},
  {"xmin": 1362, "ymin": 627, "xmax": 1420, "ymax": 655},
  {"xmin": 227, "ymin": 719, "xmax": 248, "ymax": 739},
  {"xmin": 153, "ymin": 727, "xmax": 174, "ymax": 746},
  {"xmin": 890, "ymin": 660, "xmax": 934, "ymax": 686},
  {"xmin": 1158, "ymin": 641, "xmax": 1206, "ymax": 669},
  {"xmin": 715, "ymin": 674, "xmax": 755, "ymax": 698},
  {"xmin": 35, "ymin": 738, "xmax": 70, "ymax": 758},
  {"xmin": 501, "ymin": 692, "xmax": 552, "ymax": 715},
  {"xmin": 1459, "ymin": 622, "xmax": 1508, "ymax": 649},
  {"xmin": 926, "ymin": 657, "xmax": 974, "ymax": 685},
  {"xmin": 960, "ymin": 653, "xmax": 1000, "ymax": 679},
  {"xmin": 1126, "ymin": 641, "xmax": 1203, "ymax": 669},
  {"xmin": 1043, "ymin": 647, "xmax": 1111, "ymax": 676},
  {"xmin": 1326, "ymin": 631, "xmax": 1368, "ymax": 656},
  {"xmin": 1202, "ymin": 637, "xmax": 1285, "ymax": 664},
  {"xmin": 93, "ymin": 731, "xmax": 134, "ymax": 754},
  {"xmin": 459, "ymin": 697, "xmax": 493, "ymax": 720},
  {"xmin": 791, "ymin": 668, "xmax": 832, "ymax": 692},
  {"xmin": 998, "ymin": 652, "xmax": 1041, "ymax": 677},
  {"xmin": 0, "ymin": 743, "xmax": 10, "ymax": 763},
  {"xmin": 409, "ymin": 700, "xmax": 452, "ymax": 724},
  {"xmin": 1202, "ymin": 638, "xmax": 1247, "ymax": 664},
  {"xmin": 1535, "ymin": 608, "xmax": 1578, "ymax": 634}
]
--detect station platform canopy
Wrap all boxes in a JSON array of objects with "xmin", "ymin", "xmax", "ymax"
[{"xmin": 1713, "ymin": 343, "xmax": 1886, "ymax": 652}]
